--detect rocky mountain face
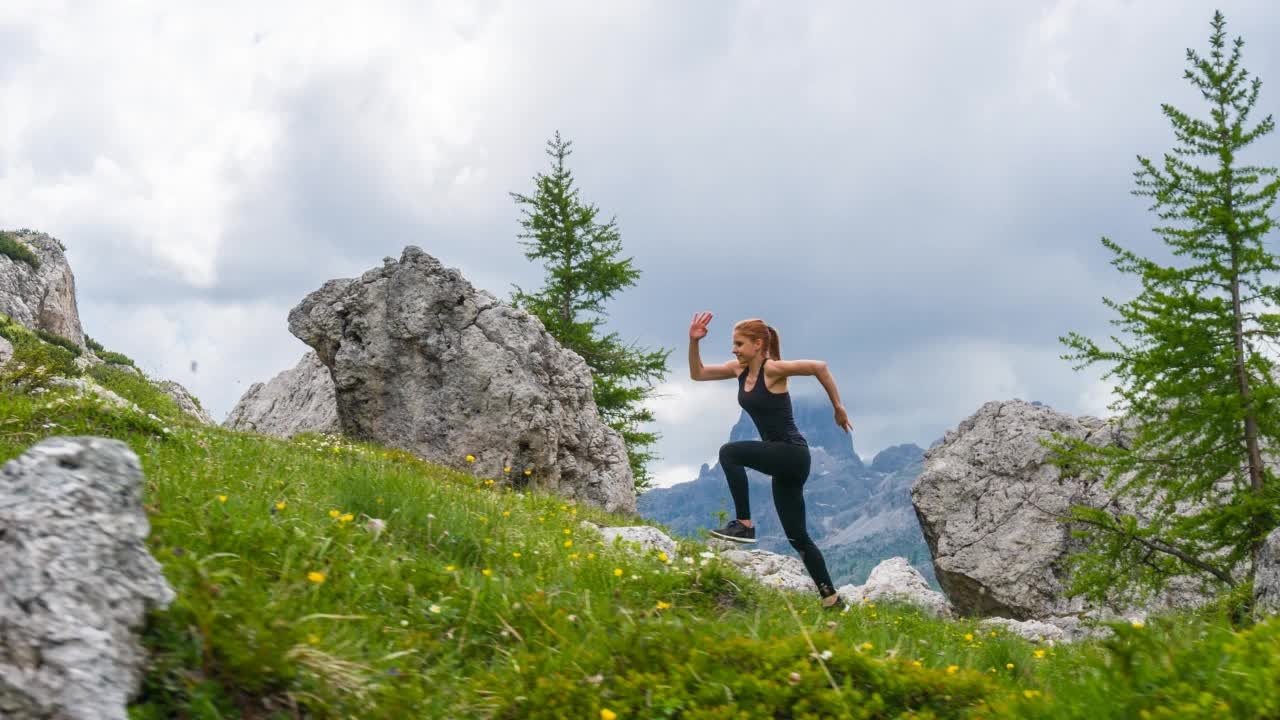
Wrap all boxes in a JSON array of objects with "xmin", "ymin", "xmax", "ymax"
[
  {"xmin": 0, "ymin": 229, "xmax": 211, "ymax": 426},
  {"xmin": 637, "ymin": 394, "xmax": 936, "ymax": 588},
  {"xmin": 0, "ymin": 229, "xmax": 85, "ymax": 349},
  {"xmin": 286, "ymin": 246, "xmax": 637, "ymax": 515},
  {"xmin": 223, "ymin": 350, "xmax": 339, "ymax": 437}
]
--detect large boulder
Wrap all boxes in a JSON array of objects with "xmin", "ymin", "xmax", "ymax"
[
  {"xmin": 912, "ymin": 399, "xmax": 1213, "ymax": 620},
  {"xmin": 1256, "ymin": 527, "xmax": 1280, "ymax": 619},
  {"xmin": 223, "ymin": 350, "xmax": 340, "ymax": 437},
  {"xmin": 287, "ymin": 247, "xmax": 635, "ymax": 514},
  {"xmin": 0, "ymin": 229, "xmax": 86, "ymax": 350},
  {"xmin": 0, "ymin": 436, "xmax": 175, "ymax": 720}
]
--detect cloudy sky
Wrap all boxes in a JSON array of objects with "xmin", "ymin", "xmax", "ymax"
[{"xmin": 3, "ymin": 1, "xmax": 1278, "ymax": 488}]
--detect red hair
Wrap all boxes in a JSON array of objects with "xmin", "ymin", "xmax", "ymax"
[{"xmin": 733, "ymin": 318, "xmax": 782, "ymax": 359}]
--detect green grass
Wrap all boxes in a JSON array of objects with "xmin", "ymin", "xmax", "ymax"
[
  {"xmin": 0, "ymin": 342, "xmax": 1278, "ymax": 718},
  {"xmin": 0, "ymin": 230, "xmax": 40, "ymax": 269}
]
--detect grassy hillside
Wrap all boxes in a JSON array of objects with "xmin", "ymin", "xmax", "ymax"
[{"xmin": 1, "ymin": 334, "xmax": 1279, "ymax": 718}]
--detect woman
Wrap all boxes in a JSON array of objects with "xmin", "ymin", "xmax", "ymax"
[{"xmin": 687, "ymin": 311, "xmax": 853, "ymax": 609}]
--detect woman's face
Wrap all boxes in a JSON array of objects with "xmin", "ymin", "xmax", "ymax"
[{"xmin": 732, "ymin": 331, "xmax": 762, "ymax": 364}]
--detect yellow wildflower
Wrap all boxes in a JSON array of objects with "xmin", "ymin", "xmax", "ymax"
[
  {"xmin": 504, "ymin": 466, "xmax": 511, "ymax": 473},
  {"xmin": 329, "ymin": 510, "xmax": 340, "ymax": 518},
  {"xmin": 466, "ymin": 454, "xmax": 476, "ymax": 462},
  {"xmin": 1024, "ymin": 689, "xmax": 1042, "ymax": 699},
  {"xmin": 911, "ymin": 660, "xmax": 922, "ymax": 667},
  {"xmin": 1034, "ymin": 649, "xmax": 1046, "ymax": 659},
  {"xmin": 217, "ymin": 495, "xmax": 227, "ymax": 503},
  {"xmin": 657, "ymin": 551, "xmax": 670, "ymax": 563},
  {"xmin": 275, "ymin": 501, "xmax": 286, "ymax": 510},
  {"xmin": 564, "ymin": 528, "xmax": 572, "ymax": 535},
  {"xmin": 656, "ymin": 601, "xmax": 672, "ymax": 609},
  {"xmin": 862, "ymin": 642, "xmax": 873, "ymax": 651},
  {"xmin": 560, "ymin": 505, "xmax": 568, "ymax": 510},
  {"xmin": 564, "ymin": 540, "xmax": 573, "ymax": 548},
  {"xmin": 569, "ymin": 553, "xmax": 579, "ymax": 560},
  {"xmin": 964, "ymin": 633, "xmax": 974, "ymax": 642},
  {"xmin": 614, "ymin": 568, "xmax": 623, "ymax": 577},
  {"xmin": 524, "ymin": 469, "xmax": 532, "ymax": 475},
  {"xmin": 445, "ymin": 565, "xmax": 456, "ymax": 572},
  {"xmin": 946, "ymin": 665, "xmax": 959, "ymax": 674},
  {"xmin": 1131, "ymin": 621, "xmax": 1145, "ymax": 629},
  {"xmin": 307, "ymin": 571, "xmax": 326, "ymax": 584},
  {"xmin": 502, "ymin": 511, "xmax": 511, "ymax": 517},
  {"xmin": 482, "ymin": 568, "xmax": 493, "ymax": 576},
  {"xmin": 339, "ymin": 513, "xmax": 354, "ymax": 522},
  {"xmin": 587, "ymin": 553, "xmax": 596, "ymax": 560},
  {"xmin": 1006, "ymin": 663, "xmax": 1015, "ymax": 670},
  {"xmin": 512, "ymin": 552, "xmax": 522, "ymax": 558},
  {"xmin": 601, "ymin": 710, "xmax": 617, "ymax": 720}
]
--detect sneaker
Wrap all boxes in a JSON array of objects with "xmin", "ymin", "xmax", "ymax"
[
  {"xmin": 819, "ymin": 583, "xmax": 841, "ymax": 610},
  {"xmin": 709, "ymin": 519, "xmax": 756, "ymax": 544}
]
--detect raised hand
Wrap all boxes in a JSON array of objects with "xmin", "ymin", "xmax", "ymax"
[
  {"xmin": 689, "ymin": 311, "xmax": 713, "ymax": 341},
  {"xmin": 834, "ymin": 405, "xmax": 853, "ymax": 433}
]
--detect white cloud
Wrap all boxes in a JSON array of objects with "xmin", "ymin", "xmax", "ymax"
[{"xmin": 3, "ymin": 0, "xmax": 1277, "ymax": 489}]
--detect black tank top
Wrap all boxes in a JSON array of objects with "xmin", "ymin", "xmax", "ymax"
[{"xmin": 737, "ymin": 358, "xmax": 808, "ymax": 446}]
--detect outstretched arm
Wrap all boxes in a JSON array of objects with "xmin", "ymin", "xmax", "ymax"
[{"xmin": 770, "ymin": 359, "xmax": 852, "ymax": 432}]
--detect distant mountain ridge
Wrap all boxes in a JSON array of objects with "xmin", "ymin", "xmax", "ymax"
[{"xmin": 638, "ymin": 393, "xmax": 937, "ymax": 588}]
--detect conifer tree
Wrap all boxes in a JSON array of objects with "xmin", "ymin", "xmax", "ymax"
[
  {"xmin": 509, "ymin": 131, "xmax": 671, "ymax": 494},
  {"xmin": 1045, "ymin": 11, "xmax": 1280, "ymax": 612}
]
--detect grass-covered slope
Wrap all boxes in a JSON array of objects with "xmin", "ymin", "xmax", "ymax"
[{"xmin": 1, "ymin": 334, "xmax": 1279, "ymax": 718}]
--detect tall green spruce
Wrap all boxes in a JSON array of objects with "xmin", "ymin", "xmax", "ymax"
[
  {"xmin": 509, "ymin": 131, "xmax": 671, "ymax": 494},
  {"xmin": 1046, "ymin": 11, "xmax": 1280, "ymax": 613}
]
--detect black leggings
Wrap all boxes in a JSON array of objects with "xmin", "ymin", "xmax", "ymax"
[{"xmin": 718, "ymin": 440, "xmax": 836, "ymax": 596}]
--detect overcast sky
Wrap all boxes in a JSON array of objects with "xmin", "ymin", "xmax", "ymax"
[{"xmin": 3, "ymin": 1, "xmax": 1278, "ymax": 489}]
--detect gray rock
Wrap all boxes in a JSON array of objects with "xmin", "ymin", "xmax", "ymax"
[
  {"xmin": 152, "ymin": 379, "xmax": 213, "ymax": 425},
  {"xmin": 979, "ymin": 617, "xmax": 1066, "ymax": 644},
  {"xmin": 48, "ymin": 376, "xmax": 141, "ymax": 414},
  {"xmin": 717, "ymin": 545, "xmax": 817, "ymax": 593},
  {"xmin": 0, "ymin": 336, "xmax": 12, "ymax": 368},
  {"xmin": 1256, "ymin": 527, "xmax": 1280, "ymax": 619},
  {"xmin": 581, "ymin": 521, "xmax": 677, "ymax": 559},
  {"xmin": 288, "ymin": 246, "xmax": 635, "ymax": 514},
  {"xmin": 913, "ymin": 399, "xmax": 1214, "ymax": 620},
  {"xmin": 223, "ymin": 350, "xmax": 339, "ymax": 437},
  {"xmin": 836, "ymin": 557, "xmax": 952, "ymax": 617},
  {"xmin": 0, "ymin": 229, "xmax": 86, "ymax": 350},
  {"xmin": 0, "ymin": 436, "xmax": 175, "ymax": 720}
]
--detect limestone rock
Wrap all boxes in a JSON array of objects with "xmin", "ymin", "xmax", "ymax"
[
  {"xmin": 0, "ymin": 336, "xmax": 12, "ymax": 368},
  {"xmin": 0, "ymin": 229, "xmax": 86, "ymax": 350},
  {"xmin": 717, "ymin": 546, "xmax": 817, "ymax": 593},
  {"xmin": 48, "ymin": 376, "xmax": 141, "ymax": 414},
  {"xmin": 979, "ymin": 617, "xmax": 1066, "ymax": 645},
  {"xmin": 581, "ymin": 521, "xmax": 677, "ymax": 559},
  {"xmin": 0, "ymin": 436, "xmax": 175, "ymax": 720},
  {"xmin": 223, "ymin": 350, "xmax": 340, "ymax": 437},
  {"xmin": 836, "ymin": 557, "xmax": 952, "ymax": 617},
  {"xmin": 153, "ymin": 379, "xmax": 214, "ymax": 425},
  {"xmin": 288, "ymin": 246, "xmax": 635, "ymax": 514},
  {"xmin": 913, "ymin": 399, "xmax": 1213, "ymax": 620},
  {"xmin": 1256, "ymin": 527, "xmax": 1280, "ymax": 619}
]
